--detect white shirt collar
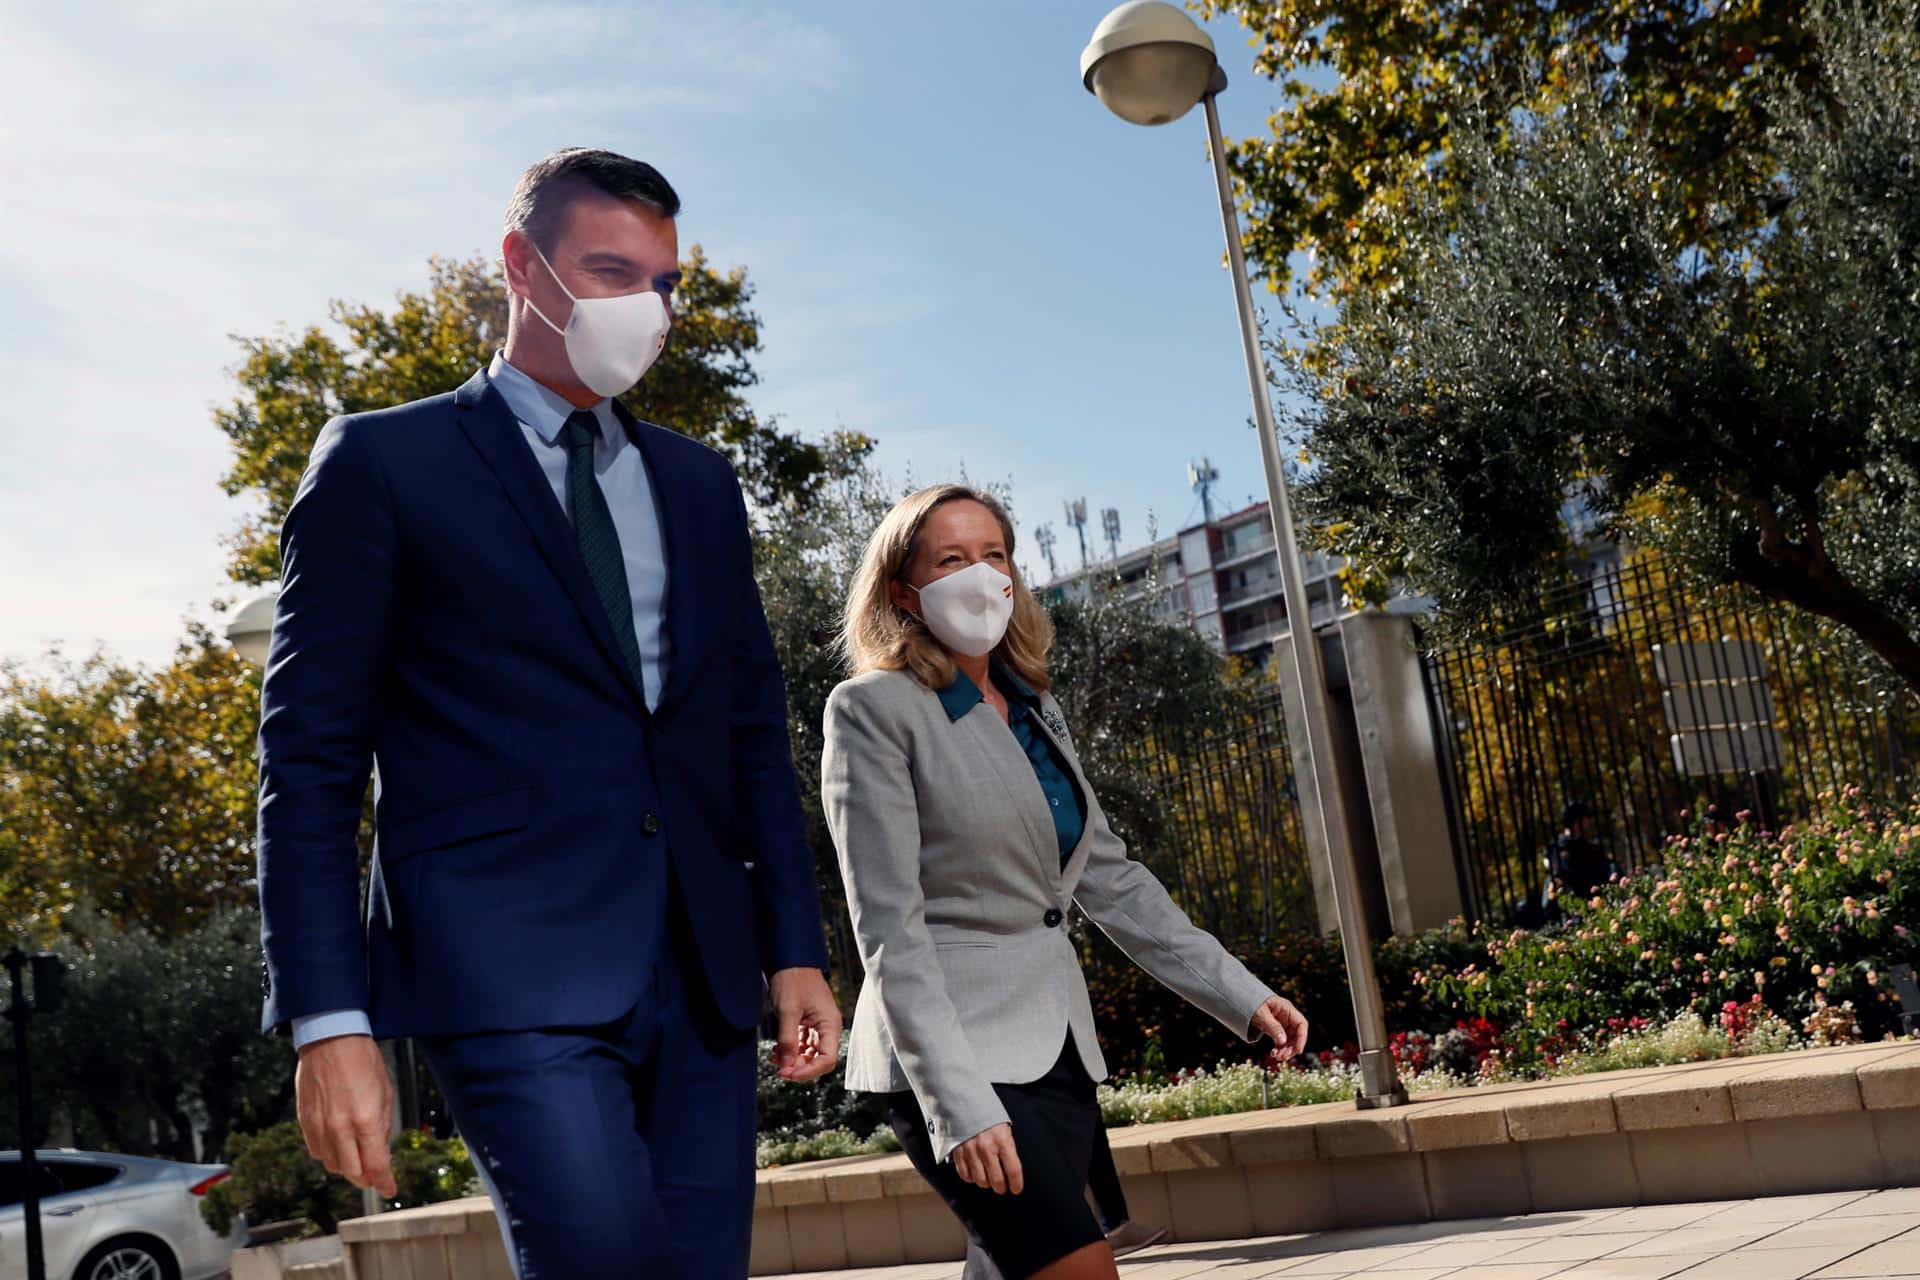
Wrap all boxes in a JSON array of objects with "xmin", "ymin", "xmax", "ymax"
[{"xmin": 487, "ymin": 351, "xmax": 622, "ymax": 449}]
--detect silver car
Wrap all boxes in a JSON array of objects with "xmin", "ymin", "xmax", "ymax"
[{"xmin": 0, "ymin": 1150, "xmax": 243, "ymax": 1280}]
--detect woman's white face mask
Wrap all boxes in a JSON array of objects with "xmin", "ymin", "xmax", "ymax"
[
  {"xmin": 519, "ymin": 240, "xmax": 670, "ymax": 398},
  {"xmin": 911, "ymin": 561, "xmax": 1016, "ymax": 657}
]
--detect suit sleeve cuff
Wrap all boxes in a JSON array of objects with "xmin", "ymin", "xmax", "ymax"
[{"xmin": 291, "ymin": 1009, "xmax": 373, "ymax": 1050}]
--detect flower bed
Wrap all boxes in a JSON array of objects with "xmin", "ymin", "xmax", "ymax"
[{"xmin": 758, "ymin": 791, "xmax": 1918, "ymax": 1167}]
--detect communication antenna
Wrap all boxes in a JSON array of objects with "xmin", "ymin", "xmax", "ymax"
[
  {"xmin": 1063, "ymin": 498, "xmax": 1090, "ymax": 570},
  {"xmin": 1188, "ymin": 457, "xmax": 1220, "ymax": 525},
  {"xmin": 1101, "ymin": 507, "xmax": 1122, "ymax": 560},
  {"xmin": 1034, "ymin": 524, "xmax": 1058, "ymax": 578}
]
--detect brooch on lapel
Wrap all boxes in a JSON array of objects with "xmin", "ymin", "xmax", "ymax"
[{"xmin": 1041, "ymin": 707, "xmax": 1069, "ymax": 740}]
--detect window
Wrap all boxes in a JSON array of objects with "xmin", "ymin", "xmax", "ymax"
[
  {"xmin": 46, "ymin": 1160, "xmax": 122, "ymax": 1193},
  {"xmin": 0, "ymin": 1162, "xmax": 62, "ymax": 1207},
  {"xmin": 1179, "ymin": 529, "xmax": 1212, "ymax": 573}
]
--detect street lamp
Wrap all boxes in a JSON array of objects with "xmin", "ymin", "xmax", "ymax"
[
  {"xmin": 225, "ymin": 588, "xmax": 279, "ymax": 669},
  {"xmin": 1080, "ymin": 0, "xmax": 1407, "ymax": 1108}
]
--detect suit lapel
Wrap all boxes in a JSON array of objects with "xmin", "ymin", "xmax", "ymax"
[
  {"xmin": 1028, "ymin": 699, "xmax": 1099, "ymax": 887},
  {"xmin": 962, "ymin": 707, "xmax": 1064, "ymax": 890},
  {"xmin": 452, "ymin": 368, "xmax": 649, "ymax": 712},
  {"xmin": 615, "ymin": 402, "xmax": 708, "ymax": 712}
]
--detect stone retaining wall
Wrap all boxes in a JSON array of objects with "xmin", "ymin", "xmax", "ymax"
[{"xmin": 326, "ymin": 1041, "xmax": 1919, "ymax": 1277}]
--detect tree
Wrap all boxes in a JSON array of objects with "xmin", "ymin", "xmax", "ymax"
[
  {"xmin": 1281, "ymin": 1, "xmax": 1920, "ymax": 698},
  {"xmin": 0, "ymin": 626, "xmax": 261, "ymax": 941},
  {"xmin": 0, "ymin": 908, "xmax": 294, "ymax": 1160},
  {"xmin": 215, "ymin": 252, "xmax": 850, "ymax": 584},
  {"xmin": 1195, "ymin": 0, "xmax": 1817, "ymax": 299}
]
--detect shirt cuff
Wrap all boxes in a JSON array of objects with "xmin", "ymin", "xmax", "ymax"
[{"xmin": 291, "ymin": 1009, "xmax": 373, "ymax": 1050}]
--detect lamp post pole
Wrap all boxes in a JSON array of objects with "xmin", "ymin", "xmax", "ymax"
[
  {"xmin": 6, "ymin": 948, "xmax": 49, "ymax": 1280},
  {"xmin": 1080, "ymin": 0, "xmax": 1405, "ymax": 1107},
  {"xmin": 1196, "ymin": 76, "xmax": 1404, "ymax": 1108},
  {"xmin": 226, "ymin": 587, "xmax": 416, "ymax": 1211}
]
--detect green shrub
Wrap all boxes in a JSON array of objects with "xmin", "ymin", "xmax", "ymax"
[
  {"xmin": 387, "ymin": 1127, "xmax": 479, "ymax": 1208},
  {"xmin": 1423, "ymin": 791, "xmax": 1919, "ymax": 1067},
  {"xmin": 200, "ymin": 1121, "xmax": 478, "ymax": 1237},
  {"xmin": 199, "ymin": 1121, "xmax": 360, "ymax": 1238},
  {"xmin": 756, "ymin": 1039, "xmax": 890, "ymax": 1141},
  {"xmin": 1078, "ymin": 929, "xmax": 1353, "ymax": 1076},
  {"xmin": 756, "ymin": 1124, "xmax": 899, "ymax": 1169}
]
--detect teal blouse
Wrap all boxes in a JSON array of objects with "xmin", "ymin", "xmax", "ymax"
[{"xmin": 935, "ymin": 661, "xmax": 1087, "ymax": 866}]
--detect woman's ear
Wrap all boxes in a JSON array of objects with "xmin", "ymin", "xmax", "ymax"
[{"xmin": 888, "ymin": 577, "xmax": 918, "ymax": 618}]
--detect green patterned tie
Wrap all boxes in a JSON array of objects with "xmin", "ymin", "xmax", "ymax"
[{"xmin": 563, "ymin": 411, "xmax": 647, "ymax": 702}]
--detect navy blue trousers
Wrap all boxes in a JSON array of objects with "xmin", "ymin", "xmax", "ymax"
[{"xmin": 420, "ymin": 918, "xmax": 757, "ymax": 1279}]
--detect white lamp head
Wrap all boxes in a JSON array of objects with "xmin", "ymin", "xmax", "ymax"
[
  {"xmin": 1080, "ymin": 0, "xmax": 1219, "ymax": 126},
  {"xmin": 226, "ymin": 587, "xmax": 280, "ymax": 669}
]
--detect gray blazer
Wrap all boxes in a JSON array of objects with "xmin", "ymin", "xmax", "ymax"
[{"xmin": 822, "ymin": 668, "xmax": 1277, "ymax": 1162}]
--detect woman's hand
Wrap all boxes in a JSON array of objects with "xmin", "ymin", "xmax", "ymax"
[
  {"xmin": 951, "ymin": 1122, "xmax": 1024, "ymax": 1195},
  {"xmin": 1251, "ymin": 995, "xmax": 1310, "ymax": 1062}
]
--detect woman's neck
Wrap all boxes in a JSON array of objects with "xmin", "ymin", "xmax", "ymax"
[{"xmin": 950, "ymin": 650, "xmax": 991, "ymax": 691}]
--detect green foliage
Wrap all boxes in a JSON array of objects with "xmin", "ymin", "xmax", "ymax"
[
  {"xmin": 1422, "ymin": 791, "xmax": 1919, "ymax": 1066},
  {"xmin": 1097, "ymin": 1057, "xmax": 1462, "ymax": 1128},
  {"xmin": 1080, "ymin": 918, "xmax": 1490, "ymax": 1077},
  {"xmin": 1044, "ymin": 569, "xmax": 1258, "ymax": 857},
  {"xmin": 756, "ymin": 1124, "xmax": 899, "ymax": 1170},
  {"xmin": 198, "ymin": 1121, "xmax": 358, "ymax": 1238},
  {"xmin": 1196, "ymin": 0, "xmax": 1815, "ymax": 297},
  {"xmin": 0, "ymin": 626, "xmax": 261, "ymax": 940},
  {"xmin": 1, "ymin": 907, "xmax": 293, "ymax": 1161},
  {"xmin": 750, "ymin": 458, "xmax": 901, "ymax": 988},
  {"xmin": 754, "ymin": 1037, "xmax": 889, "ymax": 1148},
  {"xmin": 214, "ymin": 254, "xmax": 859, "ymax": 584},
  {"xmin": 1283, "ymin": 0, "xmax": 1920, "ymax": 695},
  {"xmin": 1081, "ymin": 930, "xmax": 1347, "ymax": 1077},
  {"xmin": 198, "ymin": 1121, "xmax": 477, "ymax": 1237},
  {"xmin": 386, "ymin": 1127, "xmax": 480, "ymax": 1212}
]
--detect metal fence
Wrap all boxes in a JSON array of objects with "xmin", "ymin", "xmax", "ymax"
[
  {"xmin": 1420, "ymin": 553, "xmax": 1920, "ymax": 922},
  {"xmin": 1101, "ymin": 690, "xmax": 1320, "ymax": 943}
]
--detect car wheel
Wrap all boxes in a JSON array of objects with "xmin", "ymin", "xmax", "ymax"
[{"xmin": 73, "ymin": 1236, "xmax": 179, "ymax": 1280}]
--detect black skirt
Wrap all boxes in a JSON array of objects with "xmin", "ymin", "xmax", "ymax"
[{"xmin": 883, "ymin": 1030, "xmax": 1107, "ymax": 1278}]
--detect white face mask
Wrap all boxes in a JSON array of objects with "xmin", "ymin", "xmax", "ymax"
[
  {"xmin": 910, "ymin": 561, "xmax": 1016, "ymax": 657},
  {"xmin": 520, "ymin": 241, "xmax": 670, "ymax": 398}
]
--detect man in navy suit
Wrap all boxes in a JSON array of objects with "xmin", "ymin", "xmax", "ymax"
[{"xmin": 255, "ymin": 148, "xmax": 842, "ymax": 1278}]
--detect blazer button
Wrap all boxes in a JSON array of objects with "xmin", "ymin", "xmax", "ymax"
[
  {"xmin": 926, "ymin": 1120, "xmax": 935, "ymax": 1135},
  {"xmin": 642, "ymin": 812, "xmax": 662, "ymax": 836},
  {"xmin": 1043, "ymin": 907, "xmax": 1064, "ymax": 928}
]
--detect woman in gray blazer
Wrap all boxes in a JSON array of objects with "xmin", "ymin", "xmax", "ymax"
[{"xmin": 822, "ymin": 484, "xmax": 1309, "ymax": 1280}]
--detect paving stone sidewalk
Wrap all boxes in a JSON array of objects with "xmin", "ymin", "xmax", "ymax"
[{"xmin": 776, "ymin": 1187, "xmax": 1920, "ymax": 1280}]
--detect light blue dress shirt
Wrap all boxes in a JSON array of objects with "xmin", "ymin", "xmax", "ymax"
[{"xmin": 290, "ymin": 353, "xmax": 672, "ymax": 1051}]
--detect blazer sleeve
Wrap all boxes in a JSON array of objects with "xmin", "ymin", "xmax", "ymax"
[
  {"xmin": 1063, "ymin": 702, "xmax": 1278, "ymax": 1042},
  {"xmin": 723, "ymin": 471, "xmax": 831, "ymax": 977},
  {"xmin": 255, "ymin": 415, "xmax": 395, "ymax": 1034},
  {"xmin": 821, "ymin": 682, "xmax": 1010, "ymax": 1162}
]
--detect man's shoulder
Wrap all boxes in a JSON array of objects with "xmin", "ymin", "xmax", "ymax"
[
  {"xmin": 625, "ymin": 414, "xmax": 734, "ymax": 475},
  {"xmin": 324, "ymin": 389, "xmax": 463, "ymax": 451}
]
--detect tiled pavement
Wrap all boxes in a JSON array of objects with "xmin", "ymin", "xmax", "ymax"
[{"xmin": 777, "ymin": 1187, "xmax": 1920, "ymax": 1280}]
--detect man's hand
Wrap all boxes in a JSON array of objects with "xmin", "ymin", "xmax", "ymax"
[
  {"xmin": 953, "ymin": 1123, "xmax": 1023, "ymax": 1195},
  {"xmin": 296, "ymin": 1035, "xmax": 397, "ymax": 1198},
  {"xmin": 1251, "ymin": 994, "xmax": 1310, "ymax": 1062},
  {"xmin": 768, "ymin": 967, "xmax": 842, "ymax": 1083}
]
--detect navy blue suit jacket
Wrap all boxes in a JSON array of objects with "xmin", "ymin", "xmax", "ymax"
[{"xmin": 256, "ymin": 366, "xmax": 830, "ymax": 1039}]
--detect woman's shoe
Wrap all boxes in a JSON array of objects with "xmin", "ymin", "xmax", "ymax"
[{"xmin": 1104, "ymin": 1220, "xmax": 1169, "ymax": 1257}]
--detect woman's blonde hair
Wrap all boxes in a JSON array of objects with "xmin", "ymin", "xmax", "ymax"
[{"xmin": 841, "ymin": 484, "xmax": 1054, "ymax": 692}]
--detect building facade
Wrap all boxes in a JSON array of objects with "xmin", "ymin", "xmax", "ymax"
[{"xmin": 1038, "ymin": 500, "xmax": 1426, "ymax": 666}]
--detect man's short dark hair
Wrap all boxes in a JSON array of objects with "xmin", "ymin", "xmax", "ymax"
[{"xmin": 505, "ymin": 148, "xmax": 681, "ymax": 253}]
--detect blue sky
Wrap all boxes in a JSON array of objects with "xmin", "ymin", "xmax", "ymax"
[{"xmin": 0, "ymin": 0, "xmax": 1306, "ymax": 669}]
